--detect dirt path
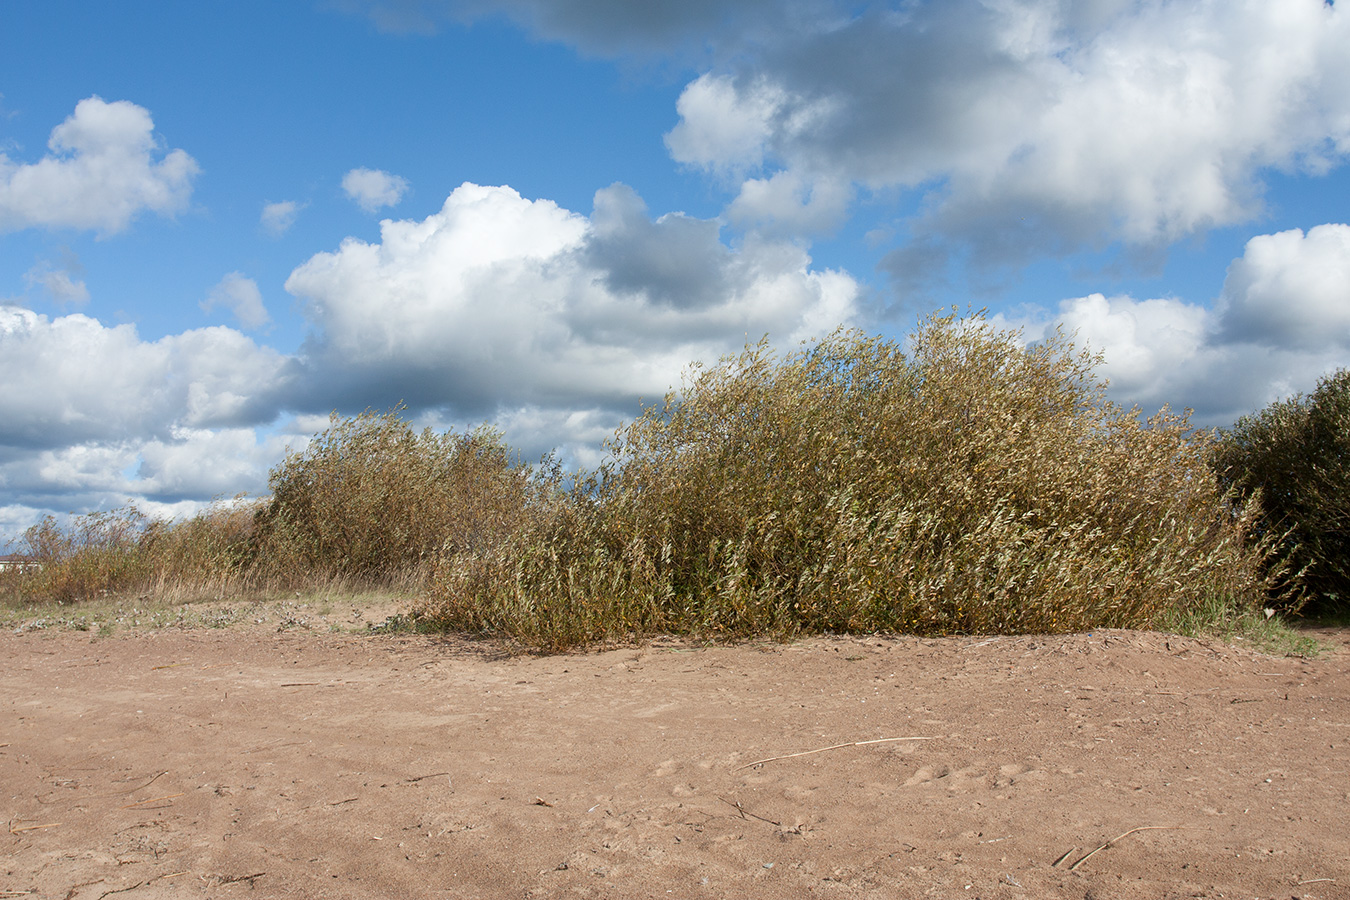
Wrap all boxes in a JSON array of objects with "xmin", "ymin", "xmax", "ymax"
[{"xmin": 3, "ymin": 625, "xmax": 1347, "ymax": 899}]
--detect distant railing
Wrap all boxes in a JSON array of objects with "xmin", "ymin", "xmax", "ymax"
[{"xmin": 0, "ymin": 554, "xmax": 41, "ymax": 573}]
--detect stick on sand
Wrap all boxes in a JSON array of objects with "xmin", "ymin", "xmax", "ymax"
[
  {"xmin": 736, "ymin": 736, "xmax": 935, "ymax": 770},
  {"xmin": 1069, "ymin": 826, "xmax": 1182, "ymax": 871}
]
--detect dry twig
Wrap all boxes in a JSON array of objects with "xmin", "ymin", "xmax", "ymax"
[
  {"xmin": 1069, "ymin": 826, "xmax": 1182, "ymax": 871},
  {"xmin": 120, "ymin": 793, "xmax": 183, "ymax": 809},
  {"xmin": 737, "ymin": 737, "xmax": 935, "ymax": 770},
  {"xmin": 717, "ymin": 796, "xmax": 780, "ymax": 826},
  {"xmin": 111, "ymin": 771, "xmax": 166, "ymax": 795}
]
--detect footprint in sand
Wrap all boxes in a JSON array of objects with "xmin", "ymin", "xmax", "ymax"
[
  {"xmin": 652, "ymin": 759, "xmax": 679, "ymax": 778},
  {"xmin": 904, "ymin": 765, "xmax": 950, "ymax": 786}
]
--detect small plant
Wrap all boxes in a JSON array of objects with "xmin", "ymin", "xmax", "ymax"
[{"xmin": 1159, "ymin": 594, "xmax": 1321, "ymax": 658}]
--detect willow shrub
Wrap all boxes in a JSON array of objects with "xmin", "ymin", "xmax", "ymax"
[
  {"xmin": 1211, "ymin": 368, "xmax": 1350, "ymax": 614},
  {"xmin": 253, "ymin": 409, "xmax": 535, "ymax": 583},
  {"xmin": 3, "ymin": 500, "xmax": 260, "ymax": 605},
  {"xmin": 418, "ymin": 312, "xmax": 1274, "ymax": 650}
]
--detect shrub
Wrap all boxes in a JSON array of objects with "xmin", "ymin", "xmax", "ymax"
[
  {"xmin": 419, "ymin": 312, "xmax": 1274, "ymax": 649},
  {"xmin": 11, "ymin": 508, "xmax": 151, "ymax": 604},
  {"xmin": 253, "ymin": 409, "xmax": 535, "ymax": 583},
  {"xmin": 3, "ymin": 500, "xmax": 263, "ymax": 606},
  {"xmin": 1211, "ymin": 369, "xmax": 1350, "ymax": 613}
]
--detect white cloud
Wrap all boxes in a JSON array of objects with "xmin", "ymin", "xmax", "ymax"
[
  {"xmin": 285, "ymin": 181, "xmax": 861, "ymax": 417},
  {"xmin": 0, "ymin": 305, "xmax": 293, "ymax": 533},
  {"xmin": 727, "ymin": 169, "xmax": 853, "ymax": 235},
  {"xmin": 1005, "ymin": 224, "xmax": 1350, "ymax": 426},
  {"xmin": 260, "ymin": 200, "xmax": 303, "ymax": 236},
  {"xmin": 659, "ymin": 1, "xmax": 1350, "ymax": 252},
  {"xmin": 201, "ymin": 272, "xmax": 270, "ymax": 330},
  {"xmin": 341, "ymin": 167, "xmax": 409, "ymax": 212},
  {"xmin": 0, "ymin": 425, "xmax": 293, "ymax": 534},
  {"xmin": 1217, "ymin": 224, "xmax": 1350, "ymax": 349},
  {"xmin": 340, "ymin": 2, "xmax": 1350, "ymax": 259},
  {"xmin": 1, "ymin": 179, "xmax": 860, "ymax": 532},
  {"xmin": 0, "ymin": 96, "xmax": 198, "ymax": 235},
  {"xmin": 665, "ymin": 74, "xmax": 784, "ymax": 175},
  {"xmin": 131, "ymin": 426, "xmax": 295, "ymax": 500},
  {"xmin": 0, "ymin": 306, "xmax": 286, "ymax": 449}
]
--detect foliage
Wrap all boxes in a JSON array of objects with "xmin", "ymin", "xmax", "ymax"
[
  {"xmin": 252, "ymin": 409, "xmax": 535, "ymax": 582},
  {"xmin": 2, "ymin": 411, "xmax": 538, "ymax": 607},
  {"xmin": 8, "ymin": 508, "xmax": 152, "ymax": 604},
  {"xmin": 1, "ymin": 501, "xmax": 262, "ymax": 606},
  {"xmin": 1211, "ymin": 368, "xmax": 1350, "ymax": 613},
  {"xmin": 418, "ymin": 312, "xmax": 1275, "ymax": 649}
]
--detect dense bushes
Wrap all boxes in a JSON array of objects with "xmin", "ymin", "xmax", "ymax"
[
  {"xmin": 1211, "ymin": 369, "xmax": 1350, "ymax": 613},
  {"xmin": 252, "ymin": 410, "xmax": 534, "ymax": 581},
  {"xmin": 1, "ymin": 411, "xmax": 536, "ymax": 604},
  {"xmin": 5, "ymin": 502, "xmax": 260, "ymax": 604},
  {"xmin": 416, "ymin": 313, "xmax": 1274, "ymax": 649},
  {"xmin": 6, "ymin": 315, "xmax": 1292, "ymax": 648}
]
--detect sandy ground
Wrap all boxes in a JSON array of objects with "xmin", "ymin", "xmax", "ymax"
[{"xmin": 2, "ymin": 620, "xmax": 1348, "ymax": 900}]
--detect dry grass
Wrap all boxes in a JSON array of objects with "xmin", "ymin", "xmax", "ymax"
[{"xmin": 1, "ymin": 412, "xmax": 535, "ymax": 610}]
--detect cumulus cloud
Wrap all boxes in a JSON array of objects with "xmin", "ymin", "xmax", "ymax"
[
  {"xmin": 0, "ymin": 306, "xmax": 287, "ymax": 450},
  {"xmin": 0, "ymin": 179, "xmax": 860, "ymax": 532},
  {"xmin": 664, "ymin": 74, "xmax": 785, "ymax": 174},
  {"xmin": 260, "ymin": 200, "xmax": 303, "ymax": 236},
  {"xmin": 667, "ymin": 1, "xmax": 1350, "ymax": 256},
  {"xmin": 285, "ymin": 181, "xmax": 860, "ymax": 417},
  {"xmin": 1217, "ymin": 224, "xmax": 1350, "ymax": 349},
  {"xmin": 1007, "ymin": 223, "xmax": 1350, "ymax": 426},
  {"xmin": 339, "ymin": 2, "xmax": 1350, "ymax": 261},
  {"xmin": 341, "ymin": 167, "xmax": 409, "ymax": 212},
  {"xmin": 0, "ymin": 304, "xmax": 296, "ymax": 532},
  {"xmin": 0, "ymin": 426, "xmax": 295, "ymax": 533},
  {"xmin": 0, "ymin": 96, "xmax": 198, "ymax": 235},
  {"xmin": 201, "ymin": 272, "xmax": 270, "ymax": 330}
]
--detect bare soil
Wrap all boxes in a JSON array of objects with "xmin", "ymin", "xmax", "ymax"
[{"xmin": 2, "ymin": 620, "xmax": 1347, "ymax": 899}]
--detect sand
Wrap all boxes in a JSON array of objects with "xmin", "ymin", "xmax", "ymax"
[{"xmin": 2, "ymin": 620, "xmax": 1347, "ymax": 899}]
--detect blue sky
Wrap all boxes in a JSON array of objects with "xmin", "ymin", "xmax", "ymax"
[{"xmin": 2, "ymin": 0, "xmax": 1349, "ymax": 537}]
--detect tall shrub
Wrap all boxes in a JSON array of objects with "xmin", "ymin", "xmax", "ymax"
[
  {"xmin": 254, "ymin": 409, "xmax": 534, "ymax": 582},
  {"xmin": 421, "ymin": 313, "xmax": 1273, "ymax": 648},
  {"xmin": 12, "ymin": 508, "xmax": 151, "ymax": 603},
  {"xmin": 1211, "ymin": 369, "xmax": 1350, "ymax": 613}
]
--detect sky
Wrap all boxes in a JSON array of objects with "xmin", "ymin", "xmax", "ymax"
[{"xmin": 2, "ymin": 0, "xmax": 1349, "ymax": 538}]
